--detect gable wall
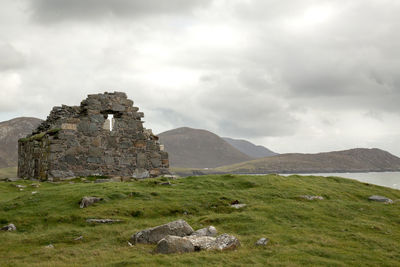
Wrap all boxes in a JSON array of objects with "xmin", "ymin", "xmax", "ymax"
[{"xmin": 18, "ymin": 92, "xmax": 169, "ymax": 180}]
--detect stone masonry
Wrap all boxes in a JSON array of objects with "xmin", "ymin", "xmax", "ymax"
[{"xmin": 18, "ymin": 92, "xmax": 169, "ymax": 180}]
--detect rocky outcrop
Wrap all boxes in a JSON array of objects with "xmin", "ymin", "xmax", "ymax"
[
  {"xmin": 18, "ymin": 92, "xmax": 169, "ymax": 180},
  {"xmin": 130, "ymin": 219, "xmax": 194, "ymax": 244}
]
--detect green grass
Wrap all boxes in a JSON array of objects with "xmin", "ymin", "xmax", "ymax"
[
  {"xmin": 0, "ymin": 174, "xmax": 399, "ymax": 266},
  {"xmin": 0, "ymin": 167, "xmax": 17, "ymax": 179}
]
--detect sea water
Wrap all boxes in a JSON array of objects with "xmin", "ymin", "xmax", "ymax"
[{"xmin": 280, "ymin": 172, "xmax": 400, "ymax": 190}]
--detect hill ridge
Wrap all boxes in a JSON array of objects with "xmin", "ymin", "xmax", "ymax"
[
  {"xmin": 222, "ymin": 137, "xmax": 278, "ymax": 158},
  {"xmin": 215, "ymin": 148, "xmax": 400, "ymax": 173},
  {"xmin": 158, "ymin": 127, "xmax": 253, "ymax": 168},
  {"xmin": 0, "ymin": 117, "xmax": 42, "ymax": 168}
]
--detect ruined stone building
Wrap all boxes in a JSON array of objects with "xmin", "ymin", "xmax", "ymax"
[{"xmin": 18, "ymin": 92, "xmax": 169, "ymax": 180}]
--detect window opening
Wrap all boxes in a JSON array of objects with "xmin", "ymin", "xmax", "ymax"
[
  {"xmin": 103, "ymin": 114, "xmax": 115, "ymax": 131},
  {"xmin": 108, "ymin": 114, "xmax": 114, "ymax": 131}
]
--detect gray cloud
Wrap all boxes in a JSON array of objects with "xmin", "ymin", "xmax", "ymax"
[
  {"xmin": 30, "ymin": 0, "xmax": 212, "ymax": 23},
  {"xmin": 0, "ymin": 43, "xmax": 25, "ymax": 71},
  {"xmin": 1, "ymin": 0, "xmax": 400, "ymax": 155}
]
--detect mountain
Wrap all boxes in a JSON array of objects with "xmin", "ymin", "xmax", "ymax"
[
  {"xmin": 222, "ymin": 137, "xmax": 278, "ymax": 158},
  {"xmin": 158, "ymin": 127, "xmax": 253, "ymax": 168},
  {"xmin": 215, "ymin": 148, "xmax": 400, "ymax": 174},
  {"xmin": 0, "ymin": 117, "xmax": 42, "ymax": 168}
]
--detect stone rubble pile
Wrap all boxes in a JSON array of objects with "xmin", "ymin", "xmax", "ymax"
[{"xmin": 130, "ymin": 219, "xmax": 240, "ymax": 254}]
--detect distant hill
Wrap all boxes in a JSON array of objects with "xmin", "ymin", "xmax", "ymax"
[
  {"xmin": 158, "ymin": 127, "xmax": 253, "ymax": 168},
  {"xmin": 215, "ymin": 148, "xmax": 400, "ymax": 174},
  {"xmin": 222, "ymin": 137, "xmax": 278, "ymax": 158},
  {"xmin": 0, "ymin": 117, "xmax": 42, "ymax": 168}
]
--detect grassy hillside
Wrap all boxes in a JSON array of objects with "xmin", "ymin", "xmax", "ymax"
[
  {"xmin": 215, "ymin": 148, "xmax": 400, "ymax": 174},
  {"xmin": 0, "ymin": 175, "xmax": 399, "ymax": 266}
]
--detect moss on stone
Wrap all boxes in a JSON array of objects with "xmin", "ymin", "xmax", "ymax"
[{"xmin": 19, "ymin": 128, "xmax": 61, "ymax": 143}]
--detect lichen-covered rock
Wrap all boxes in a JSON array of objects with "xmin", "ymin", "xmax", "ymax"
[
  {"xmin": 155, "ymin": 235, "xmax": 195, "ymax": 254},
  {"xmin": 1, "ymin": 223, "xmax": 16, "ymax": 231},
  {"xmin": 191, "ymin": 226, "xmax": 217, "ymax": 237},
  {"xmin": 183, "ymin": 236, "xmax": 216, "ymax": 251},
  {"xmin": 79, "ymin": 196, "xmax": 102, "ymax": 208},
  {"xmin": 210, "ymin": 234, "xmax": 241, "ymax": 251},
  {"xmin": 368, "ymin": 195, "xmax": 393, "ymax": 203},
  {"xmin": 130, "ymin": 219, "xmax": 194, "ymax": 244}
]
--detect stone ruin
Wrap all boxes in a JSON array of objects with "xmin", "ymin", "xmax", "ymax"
[{"xmin": 18, "ymin": 92, "xmax": 169, "ymax": 180}]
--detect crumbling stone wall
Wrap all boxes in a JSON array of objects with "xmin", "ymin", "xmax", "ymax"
[{"xmin": 18, "ymin": 92, "xmax": 169, "ymax": 180}]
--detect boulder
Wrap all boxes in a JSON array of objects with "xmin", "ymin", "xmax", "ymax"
[
  {"xmin": 155, "ymin": 235, "xmax": 195, "ymax": 254},
  {"xmin": 255, "ymin": 237, "xmax": 269, "ymax": 246},
  {"xmin": 191, "ymin": 226, "xmax": 218, "ymax": 237},
  {"xmin": 183, "ymin": 235, "xmax": 216, "ymax": 251},
  {"xmin": 79, "ymin": 196, "xmax": 102, "ymax": 208},
  {"xmin": 130, "ymin": 219, "xmax": 194, "ymax": 244},
  {"xmin": 368, "ymin": 195, "xmax": 393, "ymax": 203},
  {"xmin": 1, "ymin": 223, "xmax": 16, "ymax": 231},
  {"xmin": 211, "ymin": 234, "xmax": 241, "ymax": 251}
]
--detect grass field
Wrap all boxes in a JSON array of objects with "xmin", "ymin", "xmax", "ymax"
[{"xmin": 0, "ymin": 174, "xmax": 399, "ymax": 266}]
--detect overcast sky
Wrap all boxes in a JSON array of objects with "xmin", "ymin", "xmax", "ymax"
[{"xmin": 1, "ymin": 0, "xmax": 400, "ymax": 155}]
